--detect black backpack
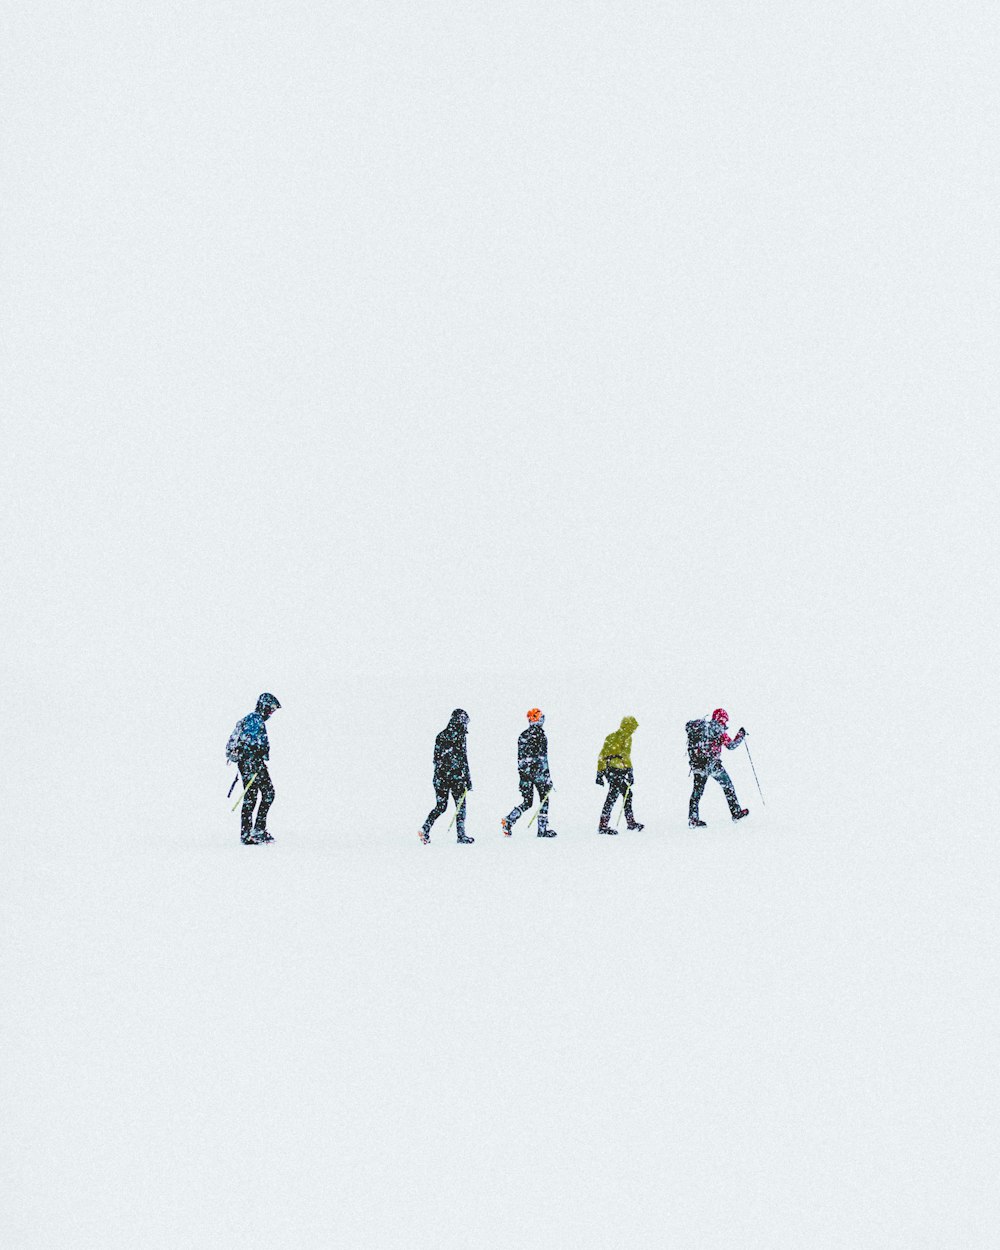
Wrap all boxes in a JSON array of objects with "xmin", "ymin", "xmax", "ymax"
[{"xmin": 685, "ymin": 718, "xmax": 709, "ymax": 766}]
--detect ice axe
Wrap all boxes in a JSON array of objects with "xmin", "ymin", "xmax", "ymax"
[
  {"xmin": 526, "ymin": 788, "xmax": 554, "ymax": 828},
  {"xmin": 231, "ymin": 772, "xmax": 258, "ymax": 812},
  {"xmin": 447, "ymin": 790, "xmax": 468, "ymax": 830},
  {"xmin": 615, "ymin": 785, "xmax": 632, "ymax": 829}
]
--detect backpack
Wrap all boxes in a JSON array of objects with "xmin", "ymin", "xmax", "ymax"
[
  {"xmin": 226, "ymin": 718, "xmax": 247, "ymax": 764},
  {"xmin": 685, "ymin": 718, "xmax": 709, "ymax": 766}
]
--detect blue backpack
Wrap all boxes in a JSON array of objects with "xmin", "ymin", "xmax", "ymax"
[{"xmin": 226, "ymin": 718, "xmax": 248, "ymax": 764}]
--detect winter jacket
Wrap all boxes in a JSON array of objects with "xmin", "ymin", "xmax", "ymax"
[
  {"xmin": 597, "ymin": 716, "xmax": 639, "ymax": 772},
  {"xmin": 433, "ymin": 713, "xmax": 472, "ymax": 789},
  {"xmin": 517, "ymin": 724, "xmax": 550, "ymax": 782},
  {"xmin": 700, "ymin": 719, "xmax": 745, "ymax": 763}
]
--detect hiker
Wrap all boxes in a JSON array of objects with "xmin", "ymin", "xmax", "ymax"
[
  {"xmin": 419, "ymin": 709, "xmax": 474, "ymax": 845},
  {"xmin": 226, "ymin": 693, "xmax": 281, "ymax": 844},
  {"xmin": 686, "ymin": 708, "xmax": 749, "ymax": 826},
  {"xmin": 596, "ymin": 716, "xmax": 644, "ymax": 834},
  {"xmin": 501, "ymin": 708, "xmax": 557, "ymax": 838}
]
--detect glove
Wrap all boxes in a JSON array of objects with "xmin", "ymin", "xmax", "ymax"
[
  {"xmin": 626, "ymin": 768, "xmax": 634, "ymax": 786},
  {"xmin": 596, "ymin": 772, "xmax": 605, "ymax": 786},
  {"xmin": 737, "ymin": 728, "xmax": 746, "ymax": 739}
]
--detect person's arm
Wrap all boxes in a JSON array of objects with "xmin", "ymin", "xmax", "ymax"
[{"xmin": 723, "ymin": 728, "xmax": 746, "ymax": 749}]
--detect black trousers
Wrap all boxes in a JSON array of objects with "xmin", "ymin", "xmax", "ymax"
[
  {"xmin": 600, "ymin": 767, "xmax": 635, "ymax": 825},
  {"xmin": 689, "ymin": 760, "xmax": 741, "ymax": 819},
  {"xmin": 423, "ymin": 779, "xmax": 467, "ymax": 836},
  {"xmin": 239, "ymin": 758, "xmax": 275, "ymax": 833},
  {"xmin": 506, "ymin": 775, "xmax": 551, "ymax": 832}
]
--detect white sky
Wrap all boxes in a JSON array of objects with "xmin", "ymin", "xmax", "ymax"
[{"xmin": 3, "ymin": 0, "xmax": 997, "ymax": 823}]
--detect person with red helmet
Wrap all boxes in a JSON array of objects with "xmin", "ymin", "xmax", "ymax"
[
  {"xmin": 685, "ymin": 708, "xmax": 749, "ymax": 827},
  {"xmin": 500, "ymin": 708, "xmax": 557, "ymax": 838}
]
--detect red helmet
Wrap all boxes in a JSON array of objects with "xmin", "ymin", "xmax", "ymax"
[
  {"xmin": 711, "ymin": 708, "xmax": 729, "ymax": 725},
  {"xmin": 526, "ymin": 708, "xmax": 543, "ymax": 723}
]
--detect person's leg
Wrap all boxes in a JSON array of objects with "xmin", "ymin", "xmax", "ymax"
[
  {"xmin": 505, "ymin": 774, "xmax": 534, "ymax": 828},
  {"xmin": 600, "ymin": 769, "xmax": 625, "ymax": 828},
  {"xmin": 422, "ymin": 782, "xmax": 449, "ymax": 834},
  {"xmin": 239, "ymin": 759, "xmax": 260, "ymax": 837},
  {"xmin": 711, "ymin": 763, "xmax": 745, "ymax": 818},
  {"xmin": 452, "ymin": 783, "xmax": 472, "ymax": 841},
  {"xmin": 254, "ymin": 764, "xmax": 275, "ymax": 831},
  {"xmin": 689, "ymin": 770, "xmax": 707, "ymax": 823},
  {"xmin": 623, "ymin": 777, "xmax": 642, "ymax": 829},
  {"xmin": 599, "ymin": 780, "xmax": 617, "ymax": 827},
  {"xmin": 536, "ymin": 780, "xmax": 550, "ymax": 833}
]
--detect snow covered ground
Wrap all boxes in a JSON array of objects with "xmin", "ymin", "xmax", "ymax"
[
  {"xmin": 4, "ymin": 672, "xmax": 997, "ymax": 1247},
  {"xmin": 4, "ymin": 1, "xmax": 998, "ymax": 1245}
]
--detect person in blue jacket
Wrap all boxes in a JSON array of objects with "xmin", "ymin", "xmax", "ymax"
[
  {"xmin": 501, "ymin": 708, "xmax": 557, "ymax": 838},
  {"xmin": 226, "ymin": 693, "xmax": 281, "ymax": 844}
]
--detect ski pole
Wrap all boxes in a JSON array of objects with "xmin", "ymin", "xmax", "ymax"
[
  {"xmin": 227, "ymin": 773, "xmax": 239, "ymax": 799},
  {"xmin": 745, "ymin": 742, "xmax": 765, "ymax": 806},
  {"xmin": 447, "ymin": 790, "xmax": 468, "ymax": 830},
  {"xmin": 231, "ymin": 772, "xmax": 258, "ymax": 812},
  {"xmin": 526, "ymin": 789, "xmax": 554, "ymax": 827}
]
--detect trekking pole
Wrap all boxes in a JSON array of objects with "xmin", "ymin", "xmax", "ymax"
[
  {"xmin": 230, "ymin": 772, "xmax": 257, "ymax": 812},
  {"xmin": 526, "ymin": 789, "xmax": 554, "ymax": 828},
  {"xmin": 745, "ymin": 743, "xmax": 765, "ymax": 806},
  {"xmin": 227, "ymin": 773, "xmax": 239, "ymax": 799},
  {"xmin": 615, "ymin": 786, "xmax": 631, "ymax": 829},
  {"xmin": 447, "ymin": 790, "xmax": 468, "ymax": 830}
]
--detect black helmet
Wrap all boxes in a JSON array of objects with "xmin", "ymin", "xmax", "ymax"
[{"xmin": 256, "ymin": 692, "xmax": 281, "ymax": 715}]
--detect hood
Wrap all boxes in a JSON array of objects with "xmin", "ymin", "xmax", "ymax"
[
  {"xmin": 256, "ymin": 692, "xmax": 281, "ymax": 717},
  {"xmin": 620, "ymin": 716, "xmax": 638, "ymax": 733},
  {"xmin": 447, "ymin": 709, "xmax": 469, "ymax": 733}
]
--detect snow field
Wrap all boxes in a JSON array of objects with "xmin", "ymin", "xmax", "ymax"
[{"xmin": 4, "ymin": 800, "xmax": 996, "ymax": 1248}]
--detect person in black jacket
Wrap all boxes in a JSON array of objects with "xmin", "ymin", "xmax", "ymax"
[
  {"xmin": 419, "ymin": 709, "xmax": 474, "ymax": 844},
  {"xmin": 501, "ymin": 708, "xmax": 557, "ymax": 838}
]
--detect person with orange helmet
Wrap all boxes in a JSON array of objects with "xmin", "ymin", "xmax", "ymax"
[
  {"xmin": 501, "ymin": 708, "xmax": 557, "ymax": 838},
  {"xmin": 685, "ymin": 707, "xmax": 749, "ymax": 827}
]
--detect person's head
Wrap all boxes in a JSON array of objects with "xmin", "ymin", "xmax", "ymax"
[
  {"xmin": 620, "ymin": 716, "xmax": 638, "ymax": 733},
  {"xmin": 526, "ymin": 707, "xmax": 544, "ymax": 726},
  {"xmin": 450, "ymin": 708, "xmax": 469, "ymax": 730},
  {"xmin": 711, "ymin": 708, "xmax": 729, "ymax": 727},
  {"xmin": 256, "ymin": 692, "xmax": 281, "ymax": 720}
]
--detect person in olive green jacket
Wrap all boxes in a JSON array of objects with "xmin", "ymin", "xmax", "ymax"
[{"xmin": 596, "ymin": 716, "xmax": 644, "ymax": 834}]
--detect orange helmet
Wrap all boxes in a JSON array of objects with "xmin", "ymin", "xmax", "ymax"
[{"xmin": 526, "ymin": 708, "xmax": 543, "ymax": 723}]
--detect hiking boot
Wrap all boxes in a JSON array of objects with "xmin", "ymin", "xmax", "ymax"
[
  {"xmin": 241, "ymin": 831, "xmax": 264, "ymax": 844},
  {"xmin": 688, "ymin": 817, "xmax": 707, "ymax": 828},
  {"xmin": 537, "ymin": 829, "xmax": 557, "ymax": 837},
  {"xmin": 626, "ymin": 821, "xmax": 645, "ymax": 832},
  {"xmin": 501, "ymin": 818, "xmax": 512, "ymax": 837},
  {"xmin": 597, "ymin": 826, "xmax": 618, "ymax": 835},
  {"xmin": 457, "ymin": 833, "xmax": 475, "ymax": 844},
  {"xmin": 418, "ymin": 829, "xmax": 430, "ymax": 845},
  {"xmin": 256, "ymin": 829, "xmax": 274, "ymax": 842},
  {"xmin": 732, "ymin": 808, "xmax": 749, "ymax": 822}
]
